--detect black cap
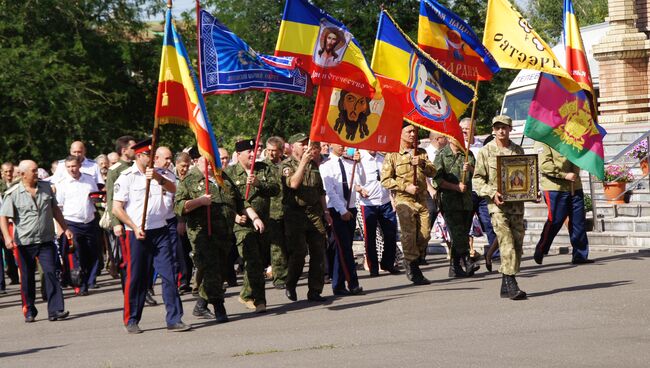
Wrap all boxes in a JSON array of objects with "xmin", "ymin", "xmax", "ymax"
[
  {"xmin": 235, "ymin": 138, "xmax": 255, "ymax": 153},
  {"xmin": 132, "ymin": 138, "xmax": 152, "ymax": 154}
]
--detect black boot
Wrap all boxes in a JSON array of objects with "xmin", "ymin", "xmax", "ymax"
[
  {"xmin": 502, "ymin": 274, "xmax": 527, "ymax": 300},
  {"xmin": 462, "ymin": 253, "xmax": 480, "ymax": 276},
  {"xmin": 448, "ymin": 255, "xmax": 468, "ymax": 278},
  {"xmin": 403, "ymin": 258, "xmax": 412, "ymax": 281},
  {"xmin": 193, "ymin": 298, "xmax": 215, "ymax": 319},
  {"xmin": 409, "ymin": 262, "xmax": 431, "ymax": 285},
  {"xmin": 500, "ymin": 275, "xmax": 508, "ymax": 298},
  {"xmin": 213, "ymin": 302, "xmax": 229, "ymax": 323}
]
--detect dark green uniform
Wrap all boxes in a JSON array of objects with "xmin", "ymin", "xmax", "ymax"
[
  {"xmin": 433, "ymin": 145, "xmax": 475, "ymax": 258},
  {"xmin": 225, "ymin": 161, "xmax": 279, "ymax": 306},
  {"xmin": 174, "ymin": 167, "xmax": 246, "ymax": 304},
  {"xmin": 280, "ymin": 156, "xmax": 327, "ymax": 295},
  {"xmin": 265, "ymin": 158, "xmax": 288, "ymax": 287}
]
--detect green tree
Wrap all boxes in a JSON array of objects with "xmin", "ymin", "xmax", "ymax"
[{"xmin": 527, "ymin": 0, "xmax": 608, "ymax": 43}]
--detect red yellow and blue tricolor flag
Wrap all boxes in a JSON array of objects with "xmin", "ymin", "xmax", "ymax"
[
  {"xmin": 371, "ymin": 10, "xmax": 475, "ymax": 149},
  {"xmin": 418, "ymin": 0, "xmax": 500, "ymax": 81},
  {"xmin": 274, "ymin": 0, "xmax": 377, "ymax": 97},
  {"xmin": 563, "ymin": 0, "xmax": 594, "ymax": 96},
  {"xmin": 525, "ymin": 73, "xmax": 606, "ymax": 180},
  {"xmin": 154, "ymin": 8, "xmax": 223, "ymax": 183},
  {"xmin": 198, "ymin": 9, "xmax": 311, "ymax": 96}
]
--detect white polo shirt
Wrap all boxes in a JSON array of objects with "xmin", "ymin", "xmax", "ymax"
[
  {"xmin": 357, "ymin": 151, "xmax": 391, "ymax": 207},
  {"xmin": 113, "ymin": 164, "xmax": 171, "ymax": 231},
  {"xmin": 52, "ymin": 157, "xmax": 104, "ymax": 185},
  {"xmin": 55, "ymin": 173, "xmax": 98, "ymax": 224},
  {"xmin": 319, "ymin": 152, "xmax": 365, "ymax": 214},
  {"xmin": 159, "ymin": 167, "xmax": 177, "ymax": 220}
]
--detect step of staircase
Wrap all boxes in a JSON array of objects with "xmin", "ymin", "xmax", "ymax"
[{"xmin": 522, "ymin": 216, "xmax": 650, "ymax": 232}]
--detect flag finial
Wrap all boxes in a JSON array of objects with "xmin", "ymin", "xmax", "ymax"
[{"xmin": 167, "ymin": 0, "xmax": 173, "ymax": 9}]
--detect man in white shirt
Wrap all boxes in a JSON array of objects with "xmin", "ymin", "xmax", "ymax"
[
  {"xmin": 356, "ymin": 150, "xmax": 401, "ymax": 277},
  {"xmin": 52, "ymin": 141, "xmax": 104, "ymax": 185},
  {"xmin": 112, "ymin": 139, "xmax": 189, "ymax": 334},
  {"xmin": 319, "ymin": 144, "xmax": 364, "ymax": 296},
  {"xmin": 55, "ymin": 156, "xmax": 99, "ymax": 295}
]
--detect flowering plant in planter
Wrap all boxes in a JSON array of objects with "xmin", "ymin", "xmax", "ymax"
[
  {"xmin": 626, "ymin": 139, "xmax": 648, "ymax": 160},
  {"xmin": 603, "ymin": 164, "xmax": 634, "ymax": 183}
]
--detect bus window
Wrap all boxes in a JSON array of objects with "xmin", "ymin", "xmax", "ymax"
[{"xmin": 501, "ymin": 89, "xmax": 535, "ymax": 121}]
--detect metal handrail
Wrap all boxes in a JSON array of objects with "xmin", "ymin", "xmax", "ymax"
[{"xmin": 590, "ymin": 131, "xmax": 650, "ymax": 232}]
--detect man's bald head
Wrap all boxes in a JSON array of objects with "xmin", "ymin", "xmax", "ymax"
[
  {"xmin": 70, "ymin": 141, "xmax": 87, "ymax": 160},
  {"xmin": 18, "ymin": 160, "xmax": 38, "ymax": 185},
  {"xmin": 154, "ymin": 146, "xmax": 173, "ymax": 169}
]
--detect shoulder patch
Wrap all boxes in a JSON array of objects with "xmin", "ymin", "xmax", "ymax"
[
  {"xmin": 283, "ymin": 167, "xmax": 292, "ymax": 177},
  {"xmin": 109, "ymin": 162, "xmax": 122, "ymax": 171}
]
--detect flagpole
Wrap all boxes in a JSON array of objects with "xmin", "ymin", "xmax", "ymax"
[
  {"xmin": 346, "ymin": 149, "xmax": 359, "ymax": 209},
  {"xmin": 245, "ymin": 90, "xmax": 271, "ymax": 200},
  {"xmin": 461, "ymin": 77, "xmax": 480, "ymax": 183},
  {"xmin": 196, "ymin": 0, "xmax": 212, "ymax": 236}
]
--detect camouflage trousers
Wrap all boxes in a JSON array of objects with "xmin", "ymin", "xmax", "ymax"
[
  {"xmin": 284, "ymin": 209, "xmax": 326, "ymax": 294},
  {"xmin": 236, "ymin": 230, "xmax": 266, "ymax": 305},
  {"xmin": 443, "ymin": 210, "xmax": 473, "ymax": 258},
  {"xmin": 190, "ymin": 230, "xmax": 230, "ymax": 304},
  {"xmin": 395, "ymin": 200, "xmax": 430, "ymax": 263},
  {"xmin": 268, "ymin": 218, "xmax": 288, "ymax": 287},
  {"xmin": 490, "ymin": 211, "xmax": 525, "ymax": 275}
]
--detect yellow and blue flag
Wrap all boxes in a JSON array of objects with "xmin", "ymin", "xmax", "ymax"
[
  {"xmin": 371, "ymin": 10, "xmax": 475, "ymax": 148},
  {"xmin": 274, "ymin": 0, "xmax": 376, "ymax": 97},
  {"xmin": 199, "ymin": 9, "xmax": 311, "ymax": 96},
  {"xmin": 418, "ymin": 0, "xmax": 499, "ymax": 81},
  {"xmin": 155, "ymin": 8, "xmax": 223, "ymax": 183}
]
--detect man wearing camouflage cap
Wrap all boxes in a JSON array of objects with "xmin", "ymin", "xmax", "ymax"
[{"xmin": 472, "ymin": 115, "xmax": 527, "ymax": 300}]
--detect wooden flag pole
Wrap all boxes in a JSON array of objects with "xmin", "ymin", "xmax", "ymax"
[
  {"xmin": 461, "ymin": 77, "xmax": 480, "ymax": 184},
  {"xmin": 245, "ymin": 90, "xmax": 271, "ymax": 200},
  {"xmin": 141, "ymin": 124, "xmax": 160, "ymax": 232}
]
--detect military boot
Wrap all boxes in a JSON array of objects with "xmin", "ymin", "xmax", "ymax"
[
  {"xmin": 499, "ymin": 275, "xmax": 508, "ymax": 298},
  {"xmin": 409, "ymin": 262, "xmax": 431, "ymax": 285},
  {"xmin": 402, "ymin": 258, "xmax": 413, "ymax": 281},
  {"xmin": 462, "ymin": 253, "xmax": 480, "ymax": 276},
  {"xmin": 213, "ymin": 302, "xmax": 229, "ymax": 323},
  {"xmin": 193, "ymin": 298, "xmax": 215, "ymax": 319},
  {"xmin": 502, "ymin": 274, "xmax": 527, "ymax": 300},
  {"xmin": 448, "ymin": 255, "xmax": 468, "ymax": 278}
]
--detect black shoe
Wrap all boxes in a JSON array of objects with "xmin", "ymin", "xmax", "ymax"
[
  {"xmin": 403, "ymin": 258, "xmax": 412, "ymax": 281},
  {"xmin": 274, "ymin": 283, "xmax": 286, "ymax": 290},
  {"xmin": 418, "ymin": 257, "xmax": 428, "ymax": 265},
  {"xmin": 383, "ymin": 266, "xmax": 401, "ymax": 275},
  {"xmin": 25, "ymin": 312, "xmax": 37, "ymax": 323},
  {"xmin": 285, "ymin": 287, "xmax": 297, "ymax": 301},
  {"xmin": 125, "ymin": 323, "xmax": 142, "ymax": 334},
  {"xmin": 502, "ymin": 275, "xmax": 527, "ymax": 300},
  {"xmin": 499, "ymin": 275, "xmax": 508, "ymax": 298},
  {"xmin": 485, "ymin": 254, "xmax": 493, "ymax": 272},
  {"xmin": 349, "ymin": 286, "xmax": 364, "ymax": 295},
  {"xmin": 533, "ymin": 243, "xmax": 544, "ymax": 265},
  {"xmin": 369, "ymin": 271, "xmax": 379, "ymax": 277},
  {"xmin": 145, "ymin": 291, "xmax": 158, "ymax": 306},
  {"xmin": 48, "ymin": 310, "xmax": 69, "ymax": 321},
  {"xmin": 167, "ymin": 322, "xmax": 191, "ymax": 332},
  {"xmin": 307, "ymin": 292, "xmax": 326, "ymax": 302},
  {"xmin": 409, "ymin": 262, "xmax": 431, "ymax": 285},
  {"xmin": 90, "ymin": 284, "xmax": 100, "ymax": 289},
  {"xmin": 462, "ymin": 254, "xmax": 480, "ymax": 276},
  {"xmin": 333, "ymin": 288, "xmax": 351, "ymax": 296},
  {"xmin": 0, "ymin": 289, "xmax": 6, "ymax": 295},
  {"xmin": 213, "ymin": 302, "xmax": 229, "ymax": 323},
  {"xmin": 193, "ymin": 298, "xmax": 215, "ymax": 319},
  {"xmin": 227, "ymin": 277, "xmax": 239, "ymax": 287},
  {"xmin": 80, "ymin": 290, "xmax": 89, "ymax": 296},
  {"xmin": 572, "ymin": 258, "xmax": 594, "ymax": 265},
  {"xmin": 9, "ymin": 278, "xmax": 19, "ymax": 285},
  {"xmin": 449, "ymin": 255, "xmax": 468, "ymax": 278}
]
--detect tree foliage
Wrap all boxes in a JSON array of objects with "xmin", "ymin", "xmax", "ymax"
[{"xmin": 527, "ymin": 0, "xmax": 608, "ymax": 43}]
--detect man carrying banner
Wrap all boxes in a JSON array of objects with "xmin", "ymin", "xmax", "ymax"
[
  {"xmin": 473, "ymin": 115, "xmax": 526, "ymax": 300},
  {"xmin": 381, "ymin": 122, "xmax": 436, "ymax": 285},
  {"xmin": 534, "ymin": 142, "xmax": 593, "ymax": 265}
]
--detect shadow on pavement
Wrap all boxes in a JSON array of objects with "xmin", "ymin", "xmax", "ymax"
[
  {"xmin": 527, "ymin": 280, "xmax": 633, "ymax": 297},
  {"xmin": 0, "ymin": 344, "xmax": 66, "ymax": 358}
]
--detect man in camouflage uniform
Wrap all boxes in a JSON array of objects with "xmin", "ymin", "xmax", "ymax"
[
  {"xmin": 433, "ymin": 138, "xmax": 479, "ymax": 277},
  {"xmin": 225, "ymin": 138, "xmax": 279, "ymax": 313},
  {"xmin": 175, "ymin": 156, "xmax": 264, "ymax": 322},
  {"xmin": 381, "ymin": 122, "xmax": 436, "ymax": 285},
  {"xmin": 264, "ymin": 136, "xmax": 288, "ymax": 289},
  {"xmin": 0, "ymin": 161, "xmax": 20, "ymax": 289},
  {"xmin": 472, "ymin": 115, "xmax": 527, "ymax": 300},
  {"xmin": 281, "ymin": 133, "xmax": 332, "ymax": 302},
  {"xmin": 534, "ymin": 142, "xmax": 593, "ymax": 265}
]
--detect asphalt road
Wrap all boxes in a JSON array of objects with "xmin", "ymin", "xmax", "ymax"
[{"xmin": 1, "ymin": 252, "xmax": 649, "ymax": 368}]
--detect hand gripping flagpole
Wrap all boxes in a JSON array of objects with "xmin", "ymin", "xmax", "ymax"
[
  {"xmin": 461, "ymin": 77, "xmax": 480, "ymax": 184},
  {"xmin": 245, "ymin": 90, "xmax": 271, "ymax": 200}
]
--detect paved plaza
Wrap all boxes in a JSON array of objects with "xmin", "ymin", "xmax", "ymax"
[{"xmin": 1, "ymin": 251, "xmax": 649, "ymax": 367}]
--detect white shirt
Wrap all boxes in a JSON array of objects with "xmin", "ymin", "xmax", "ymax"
[
  {"xmin": 53, "ymin": 157, "xmax": 104, "ymax": 185},
  {"xmin": 319, "ymin": 152, "xmax": 365, "ymax": 214},
  {"xmin": 113, "ymin": 164, "xmax": 172, "ymax": 231},
  {"xmin": 468, "ymin": 140, "xmax": 483, "ymax": 158},
  {"xmin": 55, "ymin": 173, "xmax": 98, "ymax": 224},
  {"xmin": 159, "ymin": 168, "xmax": 177, "ymax": 220},
  {"xmin": 357, "ymin": 151, "xmax": 391, "ymax": 206},
  {"xmin": 425, "ymin": 144, "xmax": 441, "ymax": 163}
]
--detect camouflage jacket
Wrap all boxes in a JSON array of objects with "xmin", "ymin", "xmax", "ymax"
[
  {"xmin": 434, "ymin": 145, "xmax": 475, "ymax": 212},
  {"xmin": 225, "ymin": 161, "xmax": 280, "ymax": 232},
  {"xmin": 535, "ymin": 142, "xmax": 582, "ymax": 192},
  {"xmin": 174, "ymin": 166, "xmax": 247, "ymax": 238},
  {"xmin": 280, "ymin": 156, "xmax": 325, "ymax": 214},
  {"xmin": 473, "ymin": 140, "xmax": 525, "ymax": 215},
  {"xmin": 264, "ymin": 158, "xmax": 284, "ymax": 220},
  {"xmin": 381, "ymin": 147, "xmax": 436, "ymax": 203}
]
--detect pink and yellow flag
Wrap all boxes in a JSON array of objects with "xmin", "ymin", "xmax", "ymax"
[{"xmin": 154, "ymin": 8, "xmax": 223, "ymax": 183}]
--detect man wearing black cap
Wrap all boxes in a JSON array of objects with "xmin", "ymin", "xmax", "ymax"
[
  {"xmin": 381, "ymin": 122, "xmax": 436, "ymax": 285},
  {"xmin": 225, "ymin": 138, "xmax": 280, "ymax": 313},
  {"xmin": 281, "ymin": 133, "xmax": 332, "ymax": 302},
  {"xmin": 112, "ymin": 138, "xmax": 190, "ymax": 333},
  {"xmin": 473, "ymin": 115, "xmax": 527, "ymax": 300}
]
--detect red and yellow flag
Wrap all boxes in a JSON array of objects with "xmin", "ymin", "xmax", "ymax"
[{"xmin": 563, "ymin": 0, "xmax": 594, "ymax": 96}]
